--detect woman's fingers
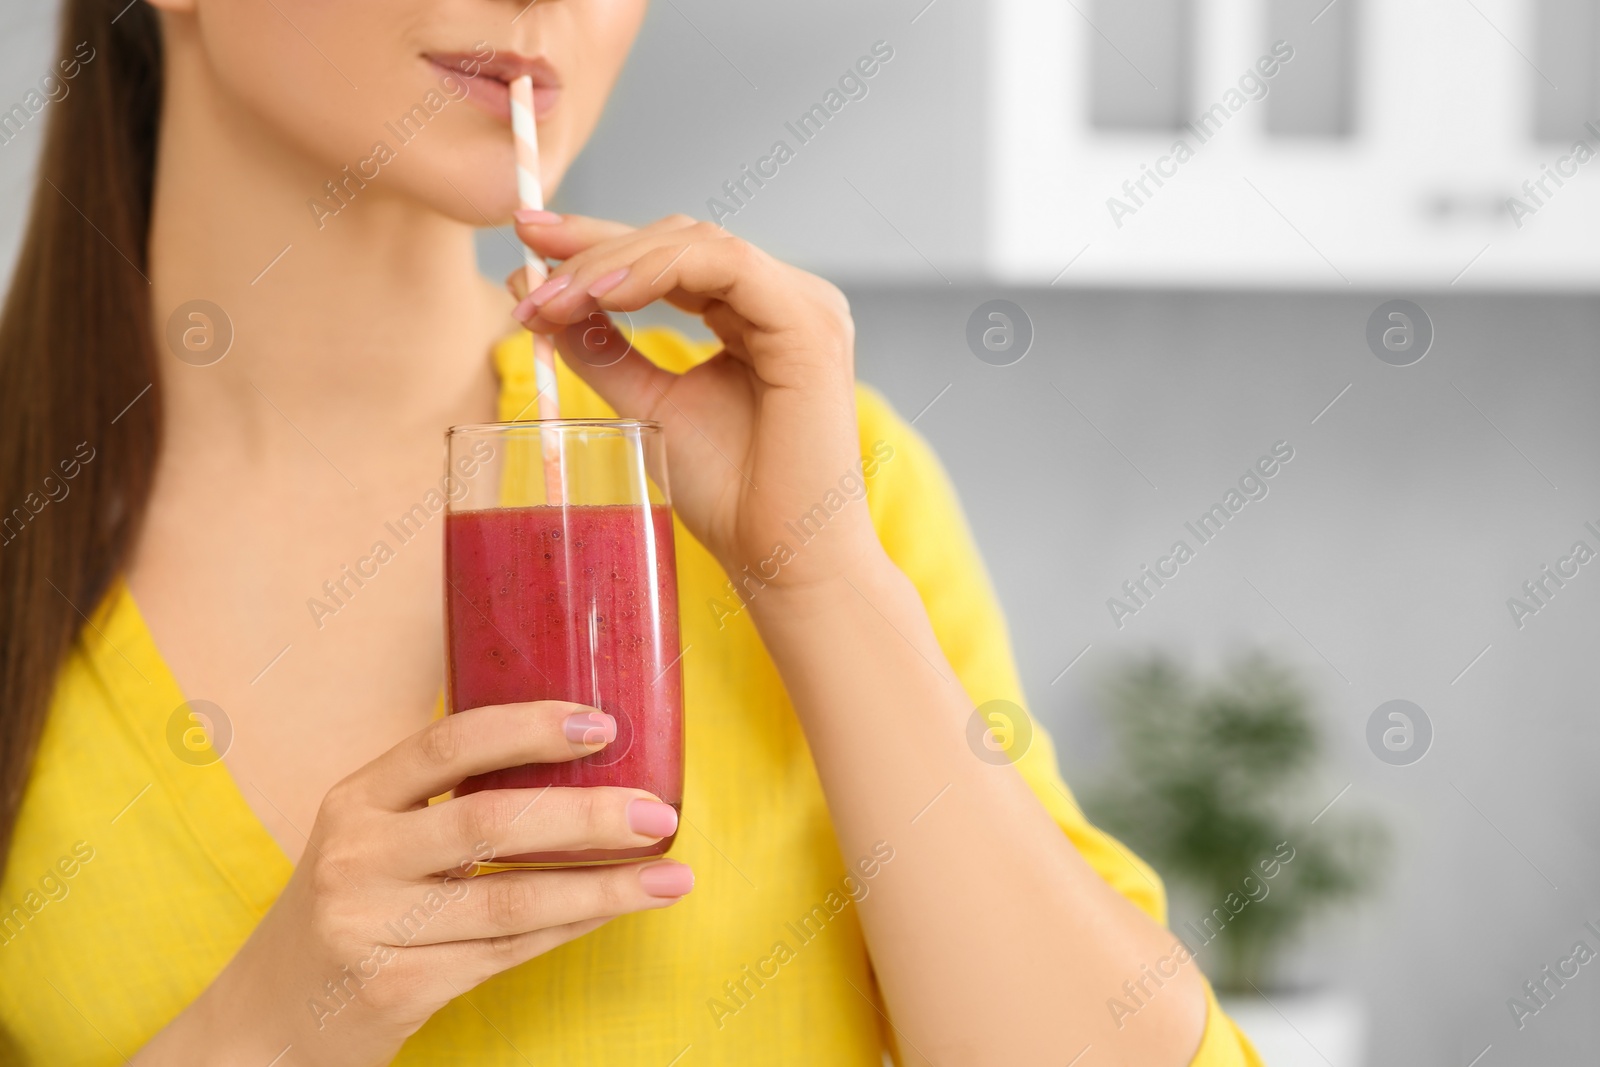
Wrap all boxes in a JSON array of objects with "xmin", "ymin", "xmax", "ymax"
[
  {"xmin": 443, "ymin": 916, "xmax": 613, "ymax": 980},
  {"xmin": 507, "ymin": 211, "xmax": 703, "ymax": 303},
  {"xmin": 548, "ymin": 314, "xmax": 681, "ymax": 422},
  {"xmin": 387, "ymin": 916, "xmax": 614, "ymax": 1010},
  {"xmin": 356, "ymin": 701, "xmax": 617, "ymax": 811},
  {"xmin": 511, "ymin": 212, "xmax": 836, "ymax": 363},
  {"xmin": 511, "ymin": 210, "xmax": 695, "ymax": 266},
  {"xmin": 400, "ymin": 785, "xmax": 680, "ymax": 877},
  {"xmin": 522, "ymin": 223, "xmax": 797, "ymax": 337},
  {"xmin": 506, "ymin": 212, "xmax": 681, "ymax": 303},
  {"xmin": 384, "ymin": 861, "xmax": 693, "ymax": 948}
]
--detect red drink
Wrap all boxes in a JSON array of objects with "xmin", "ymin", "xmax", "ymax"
[{"xmin": 445, "ymin": 502, "xmax": 683, "ymax": 865}]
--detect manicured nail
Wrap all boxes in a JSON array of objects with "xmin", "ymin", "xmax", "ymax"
[
  {"xmin": 638, "ymin": 861, "xmax": 694, "ymax": 898},
  {"xmin": 586, "ymin": 267, "xmax": 630, "ymax": 298},
  {"xmin": 527, "ymin": 272, "xmax": 572, "ymax": 308},
  {"xmin": 514, "ymin": 208, "xmax": 563, "ymax": 225},
  {"xmin": 511, "ymin": 291, "xmax": 541, "ymax": 322},
  {"xmin": 563, "ymin": 710, "xmax": 616, "ymax": 746},
  {"xmin": 627, "ymin": 799, "xmax": 679, "ymax": 838}
]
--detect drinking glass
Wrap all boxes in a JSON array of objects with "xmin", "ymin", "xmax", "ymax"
[{"xmin": 443, "ymin": 420, "xmax": 682, "ymax": 867}]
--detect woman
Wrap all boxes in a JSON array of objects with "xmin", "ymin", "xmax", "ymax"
[{"xmin": 0, "ymin": 1, "xmax": 1261, "ymax": 1063}]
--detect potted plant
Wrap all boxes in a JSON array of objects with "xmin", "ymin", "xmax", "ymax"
[{"xmin": 1085, "ymin": 653, "xmax": 1388, "ymax": 1065}]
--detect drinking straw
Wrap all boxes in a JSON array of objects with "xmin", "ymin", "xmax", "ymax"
[{"xmin": 510, "ymin": 73, "xmax": 565, "ymax": 505}]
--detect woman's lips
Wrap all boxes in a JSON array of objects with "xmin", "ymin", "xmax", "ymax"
[{"xmin": 425, "ymin": 53, "xmax": 560, "ymax": 122}]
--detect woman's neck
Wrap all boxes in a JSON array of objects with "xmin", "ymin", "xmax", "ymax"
[{"xmin": 146, "ymin": 43, "xmax": 508, "ymax": 441}]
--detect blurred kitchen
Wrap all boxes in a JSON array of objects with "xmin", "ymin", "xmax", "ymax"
[{"xmin": 5, "ymin": 0, "xmax": 1600, "ymax": 1063}]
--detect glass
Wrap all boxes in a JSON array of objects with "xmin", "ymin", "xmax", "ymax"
[{"xmin": 443, "ymin": 420, "xmax": 682, "ymax": 867}]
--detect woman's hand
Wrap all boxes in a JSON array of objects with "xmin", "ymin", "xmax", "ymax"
[
  {"xmin": 508, "ymin": 212, "xmax": 886, "ymax": 592},
  {"xmin": 133, "ymin": 701, "xmax": 692, "ymax": 1067}
]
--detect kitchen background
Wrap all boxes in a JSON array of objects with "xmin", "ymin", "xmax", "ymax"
[{"xmin": 5, "ymin": 0, "xmax": 1600, "ymax": 1063}]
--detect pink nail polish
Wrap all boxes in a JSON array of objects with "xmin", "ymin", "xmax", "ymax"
[
  {"xmin": 512, "ymin": 291, "xmax": 541, "ymax": 322},
  {"xmin": 626, "ymin": 799, "xmax": 679, "ymax": 838},
  {"xmin": 514, "ymin": 208, "xmax": 564, "ymax": 225},
  {"xmin": 527, "ymin": 273, "xmax": 572, "ymax": 307},
  {"xmin": 638, "ymin": 862, "xmax": 694, "ymax": 898},
  {"xmin": 564, "ymin": 711, "xmax": 616, "ymax": 746},
  {"xmin": 587, "ymin": 267, "xmax": 630, "ymax": 299}
]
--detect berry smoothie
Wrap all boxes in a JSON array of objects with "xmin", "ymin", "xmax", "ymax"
[{"xmin": 445, "ymin": 503, "xmax": 682, "ymax": 865}]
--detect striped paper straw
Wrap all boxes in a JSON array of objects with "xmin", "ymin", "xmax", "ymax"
[{"xmin": 510, "ymin": 74, "xmax": 565, "ymax": 505}]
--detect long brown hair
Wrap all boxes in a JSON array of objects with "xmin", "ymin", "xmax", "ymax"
[{"xmin": 0, "ymin": 1, "xmax": 164, "ymax": 874}]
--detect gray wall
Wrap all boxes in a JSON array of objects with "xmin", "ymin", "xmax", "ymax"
[
  {"xmin": 496, "ymin": 0, "xmax": 988, "ymax": 285},
  {"xmin": 842, "ymin": 285, "xmax": 1600, "ymax": 1065},
  {"xmin": 6, "ymin": 1, "xmax": 1600, "ymax": 1063},
  {"xmin": 0, "ymin": 3, "xmax": 50, "ymax": 293}
]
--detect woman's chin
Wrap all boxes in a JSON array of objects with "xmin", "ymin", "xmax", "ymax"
[
  {"xmin": 434, "ymin": 177, "xmax": 521, "ymax": 227},
  {"xmin": 392, "ymin": 144, "xmax": 523, "ymax": 225},
  {"xmin": 426, "ymin": 128, "xmax": 565, "ymax": 220}
]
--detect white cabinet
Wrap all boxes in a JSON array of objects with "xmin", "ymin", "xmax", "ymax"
[{"xmin": 988, "ymin": 0, "xmax": 1600, "ymax": 287}]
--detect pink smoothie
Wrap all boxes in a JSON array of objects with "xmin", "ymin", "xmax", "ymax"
[{"xmin": 445, "ymin": 503, "xmax": 682, "ymax": 865}]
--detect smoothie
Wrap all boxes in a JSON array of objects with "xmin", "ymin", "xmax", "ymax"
[{"xmin": 445, "ymin": 503, "xmax": 682, "ymax": 865}]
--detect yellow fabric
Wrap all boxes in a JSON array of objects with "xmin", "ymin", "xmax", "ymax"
[{"xmin": 0, "ymin": 326, "xmax": 1260, "ymax": 1065}]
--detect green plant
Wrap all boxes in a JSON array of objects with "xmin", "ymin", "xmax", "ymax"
[{"xmin": 1085, "ymin": 652, "xmax": 1388, "ymax": 992}]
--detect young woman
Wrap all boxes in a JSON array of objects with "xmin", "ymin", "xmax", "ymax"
[{"xmin": 0, "ymin": 1, "xmax": 1261, "ymax": 1064}]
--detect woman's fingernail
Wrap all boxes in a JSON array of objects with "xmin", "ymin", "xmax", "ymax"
[
  {"xmin": 564, "ymin": 711, "xmax": 616, "ymax": 746},
  {"xmin": 587, "ymin": 267, "xmax": 630, "ymax": 299},
  {"xmin": 627, "ymin": 799, "xmax": 679, "ymax": 838},
  {"xmin": 512, "ymin": 291, "xmax": 541, "ymax": 322},
  {"xmin": 514, "ymin": 208, "xmax": 564, "ymax": 225},
  {"xmin": 638, "ymin": 861, "xmax": 694, "ymax": 898},
  {"xmin": 527, "ymin": 273, "xmax": 572, "ymax": 308}
]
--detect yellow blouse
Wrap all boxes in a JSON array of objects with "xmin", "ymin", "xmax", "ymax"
[{"xmin": 0, "ymin": 327, "xmax": 1261, "ymax": 1065}]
